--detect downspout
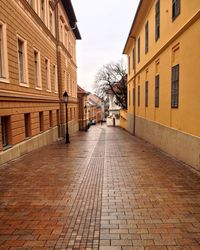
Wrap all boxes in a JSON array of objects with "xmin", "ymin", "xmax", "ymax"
[{"xmin": 133, "ymin": 37, "xmax": 136, "ymax": 136}]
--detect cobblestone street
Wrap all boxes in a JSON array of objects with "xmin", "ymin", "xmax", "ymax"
[{"xmin": 0, "ymin": 125, "xmax": 200, "ymax": 250}]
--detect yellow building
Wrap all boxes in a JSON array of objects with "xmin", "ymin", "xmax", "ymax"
[{"xmin": 123, "ymin": 0, "xmax": 200, "ymax": 171}]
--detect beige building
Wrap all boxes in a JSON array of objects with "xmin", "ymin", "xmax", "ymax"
[
  {"xmin": 123, "ymin": 0, "xmax": 200, "ymax": 171},
  {"xmin": 0, "ymin": 0, "xmax": 81, "ymax": 165}
]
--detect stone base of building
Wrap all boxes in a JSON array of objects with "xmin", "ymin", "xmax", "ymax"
[
  {"xmin": 0, "ymin": 121, "xmax": 79, "ymax": 166},
  {"xmin": 0, "ymin": 126, "xmax": 59, "ymax": 165},
  {"xmin": 127, "ymin": 113, "xmax": 135, "ymax": 134},
  {"xmin": 135, "ymin": 116, "xmax": 200, "ymax": 172}
]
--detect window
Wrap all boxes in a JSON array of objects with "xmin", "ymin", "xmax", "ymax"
[
  {"xmin": 45, "ymin": 58, "xmax": 51, "ymax": 91},
  {"xmin": 155, "ymin": 0, "xmax": 160, "ymax": 41},
  {"xmin": 40, "ymin": 0, "xmax": 45, "ymax": 22},
  {"xmin": 49, "ymin": 110, "xmax": 53, "ymax": 127},
  {"xmin": 27, "ymin": 0, "xmax": 33, "ymax": 7},
  {"xmin": 53, "ymin": 65, "xmax": 58, "ymax": 92},
  {"xmin": 17, "ymin": 37, "xmax": 28, "ymax": 85},
  {"xmin": 18, "ymin": 39, "xmax": 24, "ymax": 82},
  {"xmin": 172, "ymin": 0, "xmax": 180, "ymax": 20},
  {"xmin": 171, "ymin": 64, "xmax": 179, "ymax": 108},
  {"xmin": 24, "ymin": 113, "xmax": 31, "ymax": 138},
  {"xmin": 145, "ymin": 81, "xmax": 148, "ymax": 107},
  {"xmin": 49, "ymin": 11, "xmax": 53, "ymax": 33},
  {"xmin": 34, "ymin": 50, "xmax": 41, "ymax": 88},
  {"xmin": 56, "ymin": 109, "xmax": 59, "ymax": 125},
  {"xmin": 67, "ymin": 73, "xmax": 70, "ymax": 91},
  {"xmin": 128, "ymin": 56, "xmax": 130, "ymax": 75},
  {"xmin": 132, "ymin": 48, "xmax": 135, "ymax": 69},
  {"xmin": 60, "ymin": 23, "xmax": 63, "ymax": 43},
  {"xmin": 145, "ymin": 21, "xmax": 149, "ymax": 54},
  {"xmin": 137, "ymin": 37, "xmax": 140, "ymax": 63},
  {"xmin": 0, "ymin": 22, "xmax": 9, "ymax": 81},
  {"xmin": 138, "ymin": 85, "xmax": 140, "ymax": 107},
  {"xmin": 39, "ymin": 112, "xmax": 44, "ymax": 132},
  {"xmin": 1, "ymin": 116, "xmax": 11, "ymax": 148},
  {"xmin": 133, "ymin": 88, "xmax": 135, "ymax": 106},
  {"xmin": 65, "ymin": 31, "xmax": 68, "ymax": 48},
  {"xmin": 155, "ymin": 75, "xmax": 160, "ymax": 107}
]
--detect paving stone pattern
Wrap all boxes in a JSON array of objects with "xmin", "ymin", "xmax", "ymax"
[{"xmin": 0, "ymin": 126, "xmax": 200, "ymax": 249}]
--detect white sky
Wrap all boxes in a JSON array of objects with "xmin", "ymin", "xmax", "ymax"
[{"xmin": 73, "ymin": 0, "xmax": 140, "ymax": 92}]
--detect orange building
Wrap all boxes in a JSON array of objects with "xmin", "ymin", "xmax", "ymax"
[{"xmin": 0, "ymin": 0, "xmax": 81, "ymax": 165}]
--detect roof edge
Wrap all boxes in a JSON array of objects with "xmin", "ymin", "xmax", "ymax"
[{"xmin": 123, "ymin": 0, "xmax": 143, "ymax": 54}]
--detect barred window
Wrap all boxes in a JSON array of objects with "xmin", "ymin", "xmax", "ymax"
[
  {"xmin": 1, "ymin": 116, "xmax": 11, "ymax": 147},
  {"xmin": 155, "ymin": 75, "xmax": 159, "ymax": 107},
  {"xmin": 171, "ymin": 64, "xmax": 179, "ymax": 108},
  {"xmin": 24, "ymin": 113, "xmax": 31, "ymax": 138},
  {"xmin": 145, "ymin": 21, "xmax": 149, "ymax": 54},
  {"xmin": 172, "ymin": 0, "xmax": 180, "ymax": 20},
  {"xmin": 39, "ymin": 112, "xmax": 44, "ymax": 132},
  {"xmin": 138, "ymin": 85, "xmax": 140, "ymax": 107},
  {"xmin": 49, "ymin": 110, "xmax": 53, "ymax": 127},
  {"xmin": 145, "ymin": 81, "xmax": 148, "ymax": 107},
  {"xmin": 155, "ymin": 0, "xmax": 160, "ymax": 41}
]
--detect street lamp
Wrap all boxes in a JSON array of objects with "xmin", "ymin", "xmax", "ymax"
[{"xmin": 63, "ymin": 91, "xmax": 70, "ymax": 144}]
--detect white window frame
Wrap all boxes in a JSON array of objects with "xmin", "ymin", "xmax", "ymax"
[
  {"xmin": 60, "ymin": 22, "xmax": 64, "ymax": 43},
  {"xmin": 65, "ymin": 29, "xmax": 68, "ymax": 49},
  {"xmin": 53, "ymin": 64, "xmax": 58, "ymax": 93},
  {"xmin": 0, "ymin": 21, "xmax": 9, "ymax": 83},
  {"xmin": 17, "ymin": 35, "xmax": 29, "ymax": 87},
  {"xmin": 33, "ymin": 48, "xmax": 42, "ymax": 89},
  {"xmin": 45, "ymin": 57, "xmax": 51, "ymax": 91},
  {"xmin": 49, "ymin": 7, "xmax": 55, "ymax": 36},
  {"xmin": 39, "ymin": 0, "xmax": 47, "ymax": 25}
]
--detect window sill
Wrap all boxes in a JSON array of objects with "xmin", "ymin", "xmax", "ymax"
[
  {"xmin": 46, "ymin": 89, "xmax": 52, "ymax": 93},
  {"xmin": 35, "ymin": 86, "xmax": 42, "ymax": 90},
  {"xmin": 0, "ymin": 78, "xmax": 10, "ymax": 84},
  {"xmin": 2, "ymin": 145, "xmax": 12, "ymax": 151},
  {"xmin": 20, "ymin": 82, "xmax": 29, "ymax": 88}
]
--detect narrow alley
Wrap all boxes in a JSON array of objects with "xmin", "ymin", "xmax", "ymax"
[{"xmin": 0, "ymin": 126, "xmax": 200, "ymax": 249}]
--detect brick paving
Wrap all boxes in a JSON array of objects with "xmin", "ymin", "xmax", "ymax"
[{"xmin": 0, "ymin": 125, "xmax": 200, "ymax": 249}]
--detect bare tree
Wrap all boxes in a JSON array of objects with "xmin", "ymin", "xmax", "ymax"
[{"xmin": 94, "ymin": 60, "xmax": 127, "ymax": 109}]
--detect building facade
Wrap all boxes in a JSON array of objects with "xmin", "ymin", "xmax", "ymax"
[
  {"xmin": 0, "ymin": 0, "xmax": 81, "ymax": 165},
  {"xmin": 123, "ymin": 0, "xmax": 200, "ymax": 171},
  {"xmin": 107, "ymin": 90, "xmax": 121, "ymax": 127},
  {"xmin": 77, "ymin": 85, "xmax": 89, "ymax": 131}
]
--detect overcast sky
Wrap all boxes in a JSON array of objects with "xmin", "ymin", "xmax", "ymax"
[{"xmin": 73, "ymin": 0, "xmax": 140, "ymax": 92}]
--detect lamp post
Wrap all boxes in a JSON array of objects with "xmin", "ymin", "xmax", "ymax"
[{"xmin": 63, "ymin": 91, "xmax": 70, "ymax": 144}]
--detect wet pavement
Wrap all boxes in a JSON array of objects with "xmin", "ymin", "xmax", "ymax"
[{"xmin": 0, "ymin": 125, "xmax": 200, "ymax": 250}]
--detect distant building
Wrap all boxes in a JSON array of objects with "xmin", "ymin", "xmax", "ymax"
[
  {"xmin": 123, "ymin": 0, "xmax": 200, "ymax": 171},
  {"xmin": 106, "ymin": 89, "xmax": 121, "ymax": 127},
  {"xmin": 77, "ymin": 85, "xmax": 89, "ymax": 131},
  {"xmin": 0, "ymin": 0, "xmax": 81, "ymax": 165},
  {"xmin": 87, "ymin": 94, "xmax": 104, "ymax": 123}
]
